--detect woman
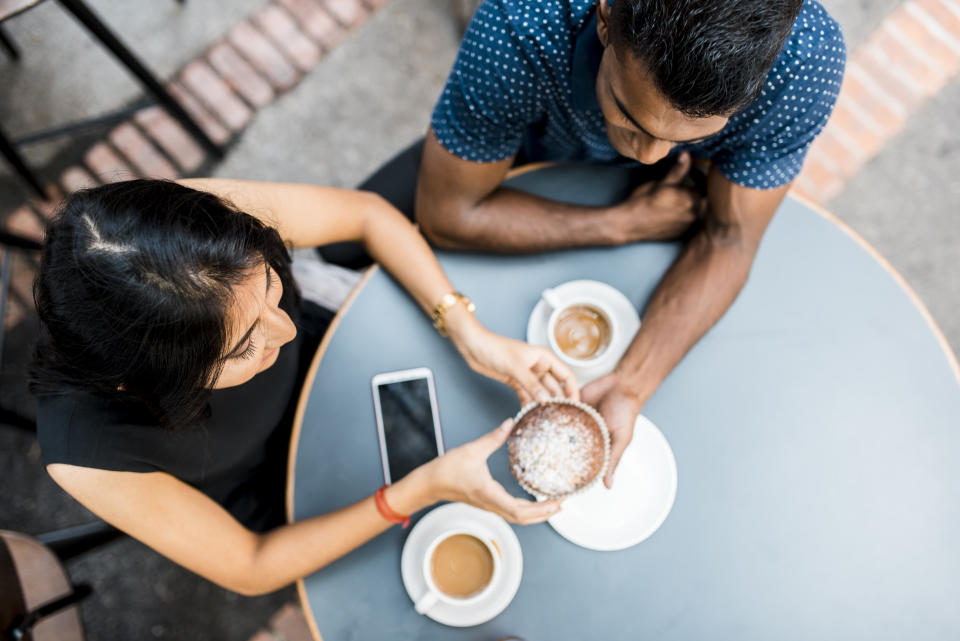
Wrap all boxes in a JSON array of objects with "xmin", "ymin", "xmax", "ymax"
[{"xmin": 32, "ymin": 178, "xmax": 576, "ymax": 595}]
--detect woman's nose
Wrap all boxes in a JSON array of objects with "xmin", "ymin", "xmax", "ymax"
[{"xmin": 266, "ymin": 305, "xmax": 297, "ymax": 348}]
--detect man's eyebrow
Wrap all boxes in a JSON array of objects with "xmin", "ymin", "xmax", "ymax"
[
  {"xmin": 223, "ymin": 265, "xmax": 271, "ymax": 360},
  {"xmin": 612, "ymin": 91, "xmax": 723, "ymax": 144}
]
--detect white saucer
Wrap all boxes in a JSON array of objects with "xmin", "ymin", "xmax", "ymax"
[
  {"xmin": 401, "ymin": 503, "xmax": 523, "ymax": 627},
  {"xmin": 547, "ymin": 414, "xmax": 678, "ymax": 551},
  {"xmin": 526, "ymin": 279, "xmax": 641, "ymax": 385}
]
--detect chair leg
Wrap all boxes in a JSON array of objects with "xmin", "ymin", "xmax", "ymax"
[
  {"xmin": 35, "ymin": 521, "xmax": 125, "ymax": 562},
  {"xmin": 0, "ymin": 124, "xmax": 47, "ymax": 200},
  {"xmin": 55, "ymin": 0, "xmax": 223, "ymax": 159},
  {"xmin": 0, "ymin": 25, "xmax": 20, "ymax": 60}
]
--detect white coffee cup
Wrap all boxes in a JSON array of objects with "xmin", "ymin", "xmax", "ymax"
[
  {"xmin": 414, "ymin": 527, "xmax": 502, "ymax": 614},
  {"xmin": 542, "ymin": 288, "xmax": 620, "ymax": 374}
]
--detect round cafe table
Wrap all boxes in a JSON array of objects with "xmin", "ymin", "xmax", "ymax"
[{"xmin": 287, "ymin": 164, "xmax": 960, "ymax": 640}]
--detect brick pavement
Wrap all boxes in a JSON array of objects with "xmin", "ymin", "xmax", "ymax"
[
  {"xmin": 794, "ymin": 0, "xmax": 960, "ymax": 201},
  {"xmin": 1, "ymin": 0, "xmax": 959, "ymax": 638}
]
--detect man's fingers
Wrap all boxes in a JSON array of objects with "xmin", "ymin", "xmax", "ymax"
[
  {"xmin": 660, "ymin": 151, "xmax": 691, "ymax": 186},
  {"xmin": 603, "ymin": 435, "xmax": 632, "ymax": 489}
]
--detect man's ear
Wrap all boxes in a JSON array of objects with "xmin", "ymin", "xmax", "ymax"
[{"xmin": 597, "ymin": 0, "xmax": 612, "ymax": 47}]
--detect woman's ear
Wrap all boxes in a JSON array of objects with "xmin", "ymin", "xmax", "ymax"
[{"xmin": 597, "ymin": 0, "xmax": 612, "ymax": 47}]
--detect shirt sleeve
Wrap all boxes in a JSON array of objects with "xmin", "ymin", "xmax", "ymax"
[
  {"xmin": 430, "ymin": 0, "xmax": 546, "ymax": 163},
  {"xmin": 715, "ymin": 11, "xmax": 846, "ymax": 190}
]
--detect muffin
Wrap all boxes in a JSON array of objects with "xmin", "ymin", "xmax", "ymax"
[{"xmin": 508, "ymin": 399, "xmax": 610, "ymax": 500}]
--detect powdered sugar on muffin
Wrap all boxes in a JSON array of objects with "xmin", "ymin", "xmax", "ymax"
[{"xmin": 509, "ymin": 400, "xmax": 609, "ymax": 499}]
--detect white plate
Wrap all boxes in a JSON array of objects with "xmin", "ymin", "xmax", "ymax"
[
  {"xmin": 547, "ymin": 414, "xmax": 678, "ymax": 551},
  {"xmin": 400, "ymin": 503, "xmax": 522, "ymax": 627},
  {"xmin": 527, "ymin": 281, "xmax": 677, "ymax": 550},
  {"xmin": 526, "ymin": 279, "xmax": 641, "ymax": 385}
]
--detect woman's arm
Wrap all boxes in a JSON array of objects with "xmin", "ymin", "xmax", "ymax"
[
  {"xmin": 46, "ymin": 420, "xmax": 556, "ymax": 596},
  {"xmin": 179, "ymin": 178, "xmax": 578, "ymax": 402}
]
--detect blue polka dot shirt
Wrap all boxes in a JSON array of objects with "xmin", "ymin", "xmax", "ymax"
[{"xmin": 432, "ymin": 0, "xmax": 846, "ymax": 190}]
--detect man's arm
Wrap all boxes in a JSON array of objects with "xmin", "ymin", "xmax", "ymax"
[
  {"xmin": 415, "ymin": 129, "xmax": 702, "ymax": 252},
  {"xmin": 583, "ymin": 167, "xmax": 789, "ymax": 486}
]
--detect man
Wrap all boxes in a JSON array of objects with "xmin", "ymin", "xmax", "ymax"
[{"xmin": 415, "ymin": 0, "xmax": 845, "ymax": 486}]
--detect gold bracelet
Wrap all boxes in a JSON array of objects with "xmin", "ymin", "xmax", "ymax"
[{"xmin": 430, "ymin": 292, "xmax": 476, "ymax": 337}]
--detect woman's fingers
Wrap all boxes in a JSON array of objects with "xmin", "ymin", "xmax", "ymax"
[
  {"xmin": 481, "ymin": 482, "xmax": 562, "ymax": 524},
  {"xmin": 540, "ymin": 371, "xmax": 564, "ymax": 398},
  {"xmin": 547, "ymin": 359, "xmax": 580, "ymax": 401}
]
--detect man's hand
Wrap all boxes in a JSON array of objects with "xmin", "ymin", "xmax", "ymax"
[
  {"xmin": 612, "ymin": 151, "xmax": 704, "ymax": 243},
  {"xmin": 581, "ymin": 372, "xmax": 644, "ymax": 488}
]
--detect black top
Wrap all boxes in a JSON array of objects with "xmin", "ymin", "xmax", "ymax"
[{"xmin": 36, "ymin": 301, "xmax": 332, "ymax": 533}]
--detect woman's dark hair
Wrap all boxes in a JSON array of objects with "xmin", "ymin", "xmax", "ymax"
[
  {"xmin": 31, "ymin": 179, "xmax": 299, "ymax": 430},
  {"xmin": 611, "ymin": 0, "xmax": 804, "ymax": 117}
]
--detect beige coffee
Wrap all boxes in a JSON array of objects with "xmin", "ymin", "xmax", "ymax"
[
  {"xmin": 554, "ymin": 304, "xmax": 611, "ymax": 360},
  {"xmin": 430, "ymin": 534, "xmax": 494, "ymax": 599}
]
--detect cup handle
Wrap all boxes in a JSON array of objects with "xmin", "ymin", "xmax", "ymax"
[
  {"xmin": 541, "ymin": 288, "xmax": 563, "ymax": 311},
  {"xmin": 414, "ymin": 589, "xmax": 440, "ymax": 614}
]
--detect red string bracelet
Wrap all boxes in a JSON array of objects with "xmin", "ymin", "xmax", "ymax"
[{"xmin": 375, "ymin": 485, "xmax": 410, "ymax": 529}]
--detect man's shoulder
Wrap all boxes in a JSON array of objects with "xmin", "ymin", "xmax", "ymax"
[
  {"xmin": 479, "ymin": 0, "xmax": 595, "ymax": 42},
  {"xmin": 783, "ymin": 0, "xmax": 846, "ymax": 63}
]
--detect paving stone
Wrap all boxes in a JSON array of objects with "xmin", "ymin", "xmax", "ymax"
[
  {"xmin": 796, "ymin": 155, "xmax": 846, "ymax": 202},
  {"xmin": 851, "ymin": 49, "xmax": 927, "ymax": 113},
  {"xmin": 60, "ymin": 166, "xmax": 99, "ymax": 194},
  {"xmin": 276, "ymin": 0, "xmax": 345, "ymax": 50},
  {"xmin": 109, "ymin": 123, "xmax": 179, "ymax": 180},
  {"xmin": 166, "ymin": 81, "xmax": 233, "ymax": 145},
  {"xmin": 208, "ymin": 41, "xmax": 276, "ymax": 108},
  {"xmin": 870, "ymin": 27, "xmax": 950, "ymax": 95},
  {"xmin": 181, "ymin": 60, "xmax": 254, "ymax": 132},
  {"xmin": 826, "ymin": 100, "xmax": 886, "ymax": 158},
  {"xmin": 840, "ymin": 68, "xmax": 909, "ymax": 133},
  {"xmin": 268, "ymin": 604, "xmax": 312, "ymax": 641},
  {"xmin": 3, "ymin": 206, "xmax": 45, "ymax": 241},
  {"xmin": 1, "ymin": 253, "xmax": 36, "ymax": 330},
  {"xmin": 30, "ymin": 185, "xmax": 66, "ymax": 221},
  {"xmin": 84, "ymin": 142, "xmax": 138, "ymax": 184},
  {"xmin": 323, "ymin": 0, "xmax": 368, "ymax": 27},
  {"xmin": 255, "ymin": 5, "xmax": 322, "ymax": 71},
  {"xmin": 229, "ymin": 21, "xmax": 300, "ymax": 91},
  {"xmin": 895, "ymin": 4, "xmax": 960, "ymax": 74},
  {"xmin": 916, "ymin": 0, "xmax": 960, "ymax": 43},
  {"xmin": 134, "ymin": 107, "xmax": 207, "ymax": 173}
]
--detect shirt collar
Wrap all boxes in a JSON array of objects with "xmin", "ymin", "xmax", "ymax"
[{"xmin": 571, "ymin": 10, "xmax": 603, "ymax": 113}]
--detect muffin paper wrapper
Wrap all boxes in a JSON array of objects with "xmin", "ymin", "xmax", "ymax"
[{"xmin": 510, "ymin": 398, "xmax": 611, "ymax": 501}]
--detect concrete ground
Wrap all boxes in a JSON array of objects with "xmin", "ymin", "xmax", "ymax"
[{"xmin": 1, "ymin": 0, "xmax": 958, "ymax": 639}]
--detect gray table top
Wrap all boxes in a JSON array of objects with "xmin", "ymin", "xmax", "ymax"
[{"xmin": 288, "ymin": 164, "xmax": 960, "ymax": 641}]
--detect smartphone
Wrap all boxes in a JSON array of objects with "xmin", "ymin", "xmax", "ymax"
[{"xmin": 371, "ymin": 367, "xmax": 445, "ymax": 484}]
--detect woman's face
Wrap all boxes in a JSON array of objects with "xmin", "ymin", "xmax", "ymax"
[{"xmin": 212, "ymin": 263, "xmax": 297, "ymax": 389}]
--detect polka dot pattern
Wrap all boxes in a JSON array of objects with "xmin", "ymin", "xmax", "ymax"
[{"xmin": 431, "ymin": 0, "xmax": 846, "ymax": 190}]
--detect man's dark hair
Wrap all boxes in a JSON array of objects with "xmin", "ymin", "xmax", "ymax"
[
  {"xmin": 31, "ymin": 179, "xmax": 299, "ymax": 430},
  {"xmin": 610, "ymin": 0, "xmax": 803, "ymax": 117}
]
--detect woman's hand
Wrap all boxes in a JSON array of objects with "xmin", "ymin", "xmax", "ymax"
[
  {"xmin": 421, "ymin": 419, "xmax": 562, "ymax": 524},
  {"xmin": 447, "ymin": 309, "xmax": 579, "ymax": 405}
]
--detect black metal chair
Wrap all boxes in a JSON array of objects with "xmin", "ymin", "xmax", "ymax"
[
  {"xmin": 1, "ymin": 521, "xmax": 124, "ymax": 641},
  {"xmin": 0, "ymin": 228, "xmax": 41, "ymax": 432},
  {"xmin": 0, "ymin": 0, "xmax": 221, "ymax": 200}
]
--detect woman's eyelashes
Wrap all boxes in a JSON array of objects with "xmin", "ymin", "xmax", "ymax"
[{"xmin": 236, "ymin": 340, "xmax": 258, "ymax": 360}]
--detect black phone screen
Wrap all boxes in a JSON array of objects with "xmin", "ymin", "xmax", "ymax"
[{"xmin": 378, "ymin": 377, "xmax": 440, "ymax": 482}]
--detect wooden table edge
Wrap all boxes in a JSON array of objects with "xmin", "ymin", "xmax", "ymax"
[
  {"xmin": 787, "ymin": 191, "xmax": 960, "ymax": 387},
  {"xmin": 286, "ymin": 264, "xmax": 379, "ymax": 641}
]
